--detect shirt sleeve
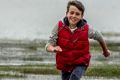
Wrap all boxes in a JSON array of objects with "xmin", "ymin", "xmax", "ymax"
[
  {"xmin": 45, "ymin": 24, "xmax": 58, "ymax": 48},
  {"xmin": 88, "ymin": 26, "xmax": 103, "ymax": 41}
]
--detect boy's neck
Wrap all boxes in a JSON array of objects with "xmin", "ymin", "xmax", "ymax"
[{"xmin": 69, "ymin": 25, "xmax": 77, "ymax": 29}]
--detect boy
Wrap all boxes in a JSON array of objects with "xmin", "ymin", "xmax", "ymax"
[{"xmin": 45, "ymin": 0, "xmax": 110, "ymax": 80}]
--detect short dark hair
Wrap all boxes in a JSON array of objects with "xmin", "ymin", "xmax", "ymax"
[{"xmin": 67, "ymin": 0, "xmax": 85, "ymax": 15}]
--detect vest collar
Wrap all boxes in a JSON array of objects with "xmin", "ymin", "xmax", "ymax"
[{"xmin": 63, "ymin": 17, "xmax": 87, "ymax": 28}]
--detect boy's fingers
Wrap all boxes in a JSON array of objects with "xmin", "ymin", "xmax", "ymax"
[
  {"xmin": 103, "ymin": 49, "xmax": 111, "ymax": 57},
  {"xmin": 54, "ymin": 46, "xmax": 62, "ymax": 52},
  {"xmin": 103, "ymin": 52, "xmax": 110, "ymax": 57}
]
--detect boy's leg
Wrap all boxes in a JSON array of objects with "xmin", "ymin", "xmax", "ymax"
[
  {"xmin": 61, "ymin": 71, "xmax": 71, "ymax": 80},
  {"xmin": 69, "ymin": 66, "xmax": 87, "ymax": 80}
]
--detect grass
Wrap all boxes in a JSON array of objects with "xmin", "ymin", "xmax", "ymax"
[
  {"xmin": 0, "ymin": 73, "xmax": 24, "ymax": 78},
  {"xmin": 23, "ymin": 57, "xmax": 43, "ymax": 61},
  {"xmin": 0, "ymin": 38, "xmax": 119, "ymax": 78},
  {"xmin": 0, "ymin": 64, "xmax": 119, "ymax": 78},
  {"xmin": 90, "ymin": 43, "xmax": 120, "ymax": 52},
  {"xmin": 101, "ymin": 32, "xmax": 120, "ymax": 36},
  {"xmin": 86, "ymin": 65, "xmax": 120, "ymax": 78}
]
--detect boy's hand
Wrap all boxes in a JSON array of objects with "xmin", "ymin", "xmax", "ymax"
[
  {"xmin": 103, "ymin": 49, "xmax": 111, "ymax": 57},
  {"xmin": 52, "ymin": 46, "xmax": 62, "ymax": 52}
]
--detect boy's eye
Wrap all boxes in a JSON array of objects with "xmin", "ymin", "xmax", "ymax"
[
  {"xmin": 69, "ymin": 11, "xmax": 80, "ymax": 16},
  {"xmin": 70, "ymin": 11, "xmax": 74, "ymax": 15},
  {"xmin": 76, "ymin": 12, "xmax": 80, "ymax": 16}
]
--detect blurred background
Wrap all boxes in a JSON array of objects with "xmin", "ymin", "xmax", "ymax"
[
  {"xmin": 0, "ymin": 0, "xmax": 119, "ymax": 80},
  {"xmin": 0, "ymin": 0, "xmax": 120, "ymax": 40}
]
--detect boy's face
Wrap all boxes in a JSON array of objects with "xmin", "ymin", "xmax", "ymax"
[{"xmin": 66, "ymin": 5, "xmax": 83, "ymax": 26}]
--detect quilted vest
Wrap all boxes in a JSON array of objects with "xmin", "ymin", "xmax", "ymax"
[{"xmin": 56, "ymin": 21, "xmax": 91, "ymax": 72}]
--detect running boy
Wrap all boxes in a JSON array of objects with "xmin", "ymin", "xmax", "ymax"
[{"xmin": 45, "ymin": 0, "xmax": 110, "ymax": 80}]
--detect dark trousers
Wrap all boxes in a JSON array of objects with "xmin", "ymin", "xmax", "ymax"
[{"xmin": 61, "ymin": 66, "xmax": 87, "ymax": 80}]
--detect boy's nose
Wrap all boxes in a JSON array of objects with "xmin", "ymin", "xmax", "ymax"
[{"xmin": 72, "ymin": 14, "xmax": 76, "ymax": 17}]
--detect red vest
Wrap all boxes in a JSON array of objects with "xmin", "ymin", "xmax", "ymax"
[{"xmin": 56, "ymin": 21, "xmax": 91, "ymax": 72}]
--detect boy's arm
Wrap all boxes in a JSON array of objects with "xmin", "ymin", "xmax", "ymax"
[
  {"xmin": 89, "ymin": 27, "xmax": 110, "ymax": 57},
  {"xmin": 97, "ymin": 37, "xmax": 110, "ymax": 57},
  {"xmin": 45, "ymin": 24, "xmax": 62, "ymax": 52}
]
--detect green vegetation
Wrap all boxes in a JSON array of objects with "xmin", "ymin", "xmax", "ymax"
[
  {"xmin": 0, "ymin": 37, "xmax": 119, "ymax": 78},
  {"xmin": 102, "ymin": 32, "xmax": 120, "ymax": 36},
  {"xmin": 0, "ymin": 73, "xmax": 24, "ymax": 78},
  {"xmin": 86, "ymin": 65, "xmax": 120, "ymax": 78},
  {"xmin": 90, "ymin": 42, "xmax": 120, "ymax": 52},
  {"xmin": 0, "ymin": 64, "xmax": 119, "ymax": 78},
  {"xmin": 23, "ymin": 57, "xmax": 43, "ymax": 61}
]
